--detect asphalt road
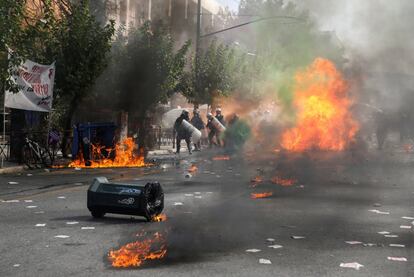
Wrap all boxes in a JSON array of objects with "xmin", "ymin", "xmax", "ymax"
[{"xmin": 0, "ymin": 150, "xmax": 413, "ymax": 277}]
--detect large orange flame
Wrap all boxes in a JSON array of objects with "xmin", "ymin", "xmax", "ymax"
[
  {"xmin": 281, "ymin": 58, "xmax": 359, "ymax": 152},
  {"xmin": 108, "ymin": 232, "xmax": 167, "ymax": 268},
  {"xmin": 69, "ymin": 137, "xmax": 147, "ymax": 168}
]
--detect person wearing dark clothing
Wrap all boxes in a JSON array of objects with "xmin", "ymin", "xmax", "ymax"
[
  {"xmin": 173, "ymin": 110, "xmax": 192, "ymax": 154},
  {"xmin": 207, "ymin": 113, "xmax": 220, "ymax": 147},
  {"xmin": 190, "ymin": 109, "xmax": 205, "ymax": 151},
  {"xmin": 215, "ymin": 108, "xmax": 226, "ymax": 126}
]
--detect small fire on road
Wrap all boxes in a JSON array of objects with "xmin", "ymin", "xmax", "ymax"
[
  {"xmin": 152, "ymin": 213, "xmax": 167, "ymax": 222},
  {"xmin": 188, "ymin": 164, "xmax": 198, "ymax": 173},
  {"xmin": 271, "ymin": 176, "xmax": 297, "ymax": 186},
  {"xmin": 251, "ymin": 192, "xmax": 273, "ymax": 199},
  {"xmin": 108, "ymin": 232, "xmax": 167, "ymax": 268},
  {"xmin": 212, "ymin": 155, "xmax": 230, "ymax": 161},
  {"xmin": 68, "ymin": 137, "xmax": 148, "ymax": 168}
]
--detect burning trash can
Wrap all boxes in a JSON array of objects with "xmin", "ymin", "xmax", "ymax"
[{"xmin": 87, "ymin": 177, "xmax": 164, "ymax": 221}]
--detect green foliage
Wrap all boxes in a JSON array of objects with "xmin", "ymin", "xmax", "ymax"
[
  {"xmin": 180, "ymin": 40, "xmax": 249, "ymax": 105},
  {"xmin": 113, "ymin": 21, "xmax": 191, "ymax": 115}
]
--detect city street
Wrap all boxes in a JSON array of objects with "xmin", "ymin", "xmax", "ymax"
[{"xmin": 1, "ymin": 150, "xmax": 413, "ymax": 276}]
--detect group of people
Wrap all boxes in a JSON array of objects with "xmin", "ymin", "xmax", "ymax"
[{"xmin": 173, "ymin": 108, "xmax": 226, "ymax": 154}]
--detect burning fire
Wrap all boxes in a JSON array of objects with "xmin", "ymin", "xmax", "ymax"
[
  {"xmin": 108, "ymin": 232, "xmax": 167, "ymax": 268},
  {"xmin": 188, "ymin": 164, "xmax": 198, "ymax": 173},
  {"xmin": 271, "ymin": 176, "xmax": 297, "ymax": 187},
  {"xmin": 281, "ymin": 58, "xmax": 359, "ymax": 152},
  {"xmin": 212, "ymin": 155, "xmax": 230, "ymax": 161},
  {"xmin": 251, "ymin": 192, "xmax": 273, "ymax": 199},
  {"xmin": 152, "ymin": 213, "xmax": 167, "ymax": 222},
  {"xmin": 69, "ymin": 137, "xmax": 147, "ymax": 168}
]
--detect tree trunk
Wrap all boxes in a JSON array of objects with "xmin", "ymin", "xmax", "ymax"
[{"xmin": 61, "ymin": 98, "xmax": 78, "ymax": 158}]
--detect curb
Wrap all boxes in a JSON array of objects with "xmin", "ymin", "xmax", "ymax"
[{"xmin": 0, "ymin": 165, "xmax": 26, "ymax": 174}]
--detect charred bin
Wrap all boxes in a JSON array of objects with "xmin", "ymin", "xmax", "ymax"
[{"xmin": 87, "ymin": 177, "xmax": 164, "ymax": 221}]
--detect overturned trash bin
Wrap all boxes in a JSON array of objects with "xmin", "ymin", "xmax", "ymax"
[{"xmin": 87, "ymin": 177, "xmax": 164, "ymax": 221}]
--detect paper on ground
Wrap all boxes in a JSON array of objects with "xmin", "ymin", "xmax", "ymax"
[
  {"xmin": 387, "ymin": 257, "xmax": 407, "ymax": 262},
  {"xmin": 402, "ymin": 216, "xmax": 414, "ymax": 220},
  {"xmin": 81, "ymin": 227, "xmax": 95, "ymax": 230},
  {"xmin": 66, "ymin": 221, "xmax": 79, "ymax": 225},
  {"xmin": 57, "ymin": 196, "xmax": 66, "ymax": 199},
  {"xmin": 35, "ymin": 223, "xmax": 46, "ymax": 227},
  {"xmin": 259, "ymin": 259, "xmax": 272, "ymax": 264},
  {"xmin": 400, "ymin": 225, "xmax": 412, "ymax": 229},
  {"xmin": 340, "ymin": 262, "xmax": 364, "ymax": 270},
  {"xmin": 368, "ymin": 209, "xmax": 390, "ymax": 215},
  {"xmin": 345, "ymin": 241, "xmax": 362, "ymax": 245},
  {"xmin": 291, "ymin": 236, "xmax": 305, "ymax": 239},
  {"xmin": 266, "ymin": 238, "xmax": 275, "ymax": 242},
  {"xmin": 384, "ymin": 235, "xmax": 398, "ymax": 238},
  {"xmin": 245, "ymin": 249, "xmax": 261, "ymax": 253},
  {"xmin": 173, "ymin": 202, "xmax": 183, "ymax": 206},
  {"xmin": 54, "ymin": 235, "xmax": 70, "ymax": 238},
  {"xmin": 390, "ymin": 244, "xmax": 405, "ymax": 248},
  {"xmin": 184, "ymin": 194, "xmax": 194, "ymax": 197},
  {"xmin": 26, "ymin": 206, "xmax": 37, "ymax": 209},
  {"xmin": 8, "ymin": 182, "xmax": 19, "ymax": 185},
  {"xmin": 378, "ymin": 231, "xmax": 390, "ymax": 235},
  {"xmin": 268, "ymin": 245, "xmax": 283, "ymax": 249},
  {"xmin": 24, "ymin": 200, "xmax": 33, "ymax": 203}
]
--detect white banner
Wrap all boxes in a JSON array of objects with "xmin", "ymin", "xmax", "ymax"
[{"xmin": 5, "ymin": 59, "xmax": 55, "ymax": 112}]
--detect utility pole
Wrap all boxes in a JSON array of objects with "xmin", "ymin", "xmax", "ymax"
[{"xmin": 195, "ymin": 0, "xmax": 201, "ymax": 94}]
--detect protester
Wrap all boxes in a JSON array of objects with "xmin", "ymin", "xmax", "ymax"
[
  {"xmin": 173, "ymin": 110, "xmax": 192, "ymax": 154},
  {"xmin": 190, "ymin": 109, "xmax": 205, "ymax": 151}
]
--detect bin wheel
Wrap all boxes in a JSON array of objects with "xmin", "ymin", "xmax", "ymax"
[{"xmin": 91, "ymin": 210, "xmax": 105, "ymax": 218}]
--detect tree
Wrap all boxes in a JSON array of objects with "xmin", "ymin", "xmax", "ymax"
[
  {"xmin": 180, "ymin": 40, "xmax": 249, "ymax": 106},
  {"xmin": 111, "ymin": 21, "xmax": 190, "ymax": 151}
]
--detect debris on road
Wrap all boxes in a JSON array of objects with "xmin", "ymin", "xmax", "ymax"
[
  {"xmin": 173, "ymin": 202, "xmax": 183, "ymax": 206},
  {"xmin": 8, "ymin": 182, "xmax": 19, "ymax": 185},
  {"xmin": 81, "ymin": 227, "xmax": 95, "ymax": 230},
  {"xmin": 251, "ymin": 192, "xmax": 273, "ymax": 199},
  {"xmin": 401, "ymin": 216, "xmax": 414, "ymax": 220},
  {"xmin": 185, "ymin": 173, "xmax": 192, "ymax": 178},
  {"xmin": 212, "ymin": 155, "xmax": 230, "ymax": 161},
  {"xmin": 384, "ymin": 235, "xmax": 398, "ymax": 238},
  {"xmin": 35, "ymin": 224, "xmax": 46, "ymax": 227},
  {"xmin": 368, "ymin": 209, "xmax": 390, "ymax": 215},
  {"xmin": 24, "ymin": 200, "xmax": 33, "ymax": 203},
  {"xmin": 373, "ymin": 203, "xmax": 382, "ymax": 207},
  {"xmin": 291, "ymin": 236, "xmax": 305, "ymax": 240},
  {"xmin": 266, "ymin": 238, "xmax": 275, "ymax": 242},
  {"xmin": 74, "ymin": 167, "xmax": 82, "ymax": 171},
  {"xmin": 378, "ymin": 231, "xmax": 390, "ymax": 235},
  {"xmin": 2, "ymin": 200, "xmax": 19, "ymax": 203},
  {"xmin": 259, "ymin": 258, "xmax": 272, "ymax": 265},
  {"xmin": 54, "ymin": 235, "xmax": 70, "ymax": 238},
  {"xmin": 245, "ymin": 249, "xmax": 261, "ymax": 253},
  {"xmin": 13, "ymin": 264, "xmax": 20, "ymax": 268},
  {"xmin": 66, "ymin": 222, "xmax": 79, "ymax": 225},
  {"xmin": 389, "ymin": 244, "xmax": 405, "ymax": 248},
  {"xmin": 184, "ymin": 194, "xmax": 194, "ymax": 197},
  {"xmin": 195, "ymin": 196, "xmax": 202, "ymax": 199},
  {"xmin": 340, "ymin": 262, "xmax": 364, "ymax": 270},
  {"xmin": 26, "ymin": 206, "xmax": 37, "ymax": 209},
  {"xmin": 57, "ymin": 196, "xmax": 66, "ymax": 199},
  {"xmin": 387, "ymin": 257, "xmax": 407, "ymax": 262},
  {"xmin": 271, "ymin": 176, "xmax": 297, "ymax": 186},
  {"xmin": 27, "ymin": 173, "xmax": 33, "ymax": 176},
  {"xmin": 400, "ymin": 225, "xmax": 412, "ymax": 229},
  {"xmin": 268, "ymin": 245, "xmax": 283, "ymax": 249},
  {"xmin": 345, "ymin": 241, "xmax": 363, "ymax": 245},
  {"xmin": 34, "ymin": 211, "xmax": 44, "ymax": 214}
]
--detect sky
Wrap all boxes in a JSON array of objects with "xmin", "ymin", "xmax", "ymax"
[{"xmin": 217, "ymin": 0, "xmax": 239, "ymax": 11}]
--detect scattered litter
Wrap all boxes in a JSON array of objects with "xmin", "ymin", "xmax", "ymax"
[
  {"xmin": 368, "ymin": 209, "xmax": 390, "ymax": 215},
  {"xmin": 3, "ymin": 200, "xmax": 19, "ymax": 203},
  {"xmin": 363, "ymin": 243, "xmax": 382, "ymax": 247},
  {"xmin": 13, "ymin": 264, "xmax": 20, "ymax": 268},
  {"xmin": 35, "ymin": 224, "xmax": 46, "ymax": 227},
  {"xmin": 373, "ymin": 203, "xmax": 382, "ymax": 207},
  {"xmin": 8, "ymin": 182, "xmax": 19, "ymax": 185},
  {"xmin": 184, "ymin": 194, "xmax": 194, "ymax": 197},
  {"xmin": 194, "ymin": 196, "xmax": 202, "ymax": 199},
  {"xmin": 194, "ymin": 192, "xmax": 201, "ymax": 195},
  {"xmin": 24, "ymin": 200, "xmax": 33, "ymax": 203},
  {"xmin": 173, "ymin": 202, "xmax": 183, "ymax": 206},
  {"xmin": 268, "ymin": 245, "xmax": 283, "ymax": 249},
  {"xmin": 345, "ymin": 241, "xmax": 363, "ymax": 245},
  {"xmin": 400, "ymin": 225, "xmax": 412, "ymax": 229},
  {"xmin": 26, "ymin": 206, "xmax": 37, "ymax": 209},
  {"xmin": 245, "ymin": 249, "xmax": 261, "ymax": 253},
  {"xmin": 259, "ymin": 259, "xmax": 272, "ymax": 265},
  {"xmin": 81, "ymin": 227, "xmax": 95, "ymax": 230},
  {"xmin": 44, "ymin": 168, "xmax": 50, "ymax": 172},
  {"xmin": 387, "ymin": 257, "xmax": 407, "ymax": 262},
  {"xmin": 54, "ymin": 235, "xmax": 70, "ymax": 238},
  {"xmin": 378, "ymin": 231, "xmax": 390, "ymax": 235},
  {"xmin": 401, "ymin": 216, "xmax": 414, "ymax": 220},
  {"xmin": 185, "ymin": 173, "xmax": 192, "ymax": 178},
  {"xmin": 299, "ymin": 185, "xmax": 305, "ymax": 188},
  {"xmin": 340, "ymin": 262, "xmax": 364, "ymax": 270},
  {"xmin": 291, "ymin": 236, "xmax": 305, "ymax": 240},
  {"xmin": 74, "ymin": 167, "xmax": 82, "ymax": 171},
  {"xmin": 384, "ymin": 235, "xmax": 398, "ymax": 238},
  {"xmin": 57, "ymin": 196, "xmax": 66, "ymax": 199},
  {"xmin": 390, "ymin": 244, "xmax": 405, "ymax": 248},
  {"xmin": 66, "ymin": 221, "xmax": 79, "ymax": 225},
  {"xmin": 266, "ymin": 238, "xmax": 275, "ymax": 242},
  {"xmin": 27, "ymin": 173, "xmax": 33, "ymax": 176}
]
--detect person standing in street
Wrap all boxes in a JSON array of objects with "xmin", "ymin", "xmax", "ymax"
[
  {"xmin": 173, "ymin": 110, "xmax": 192, "ymax": 154},
  {"xmin": 190, "ymin": 109, "xmax": 205, "ymax": 151}
]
